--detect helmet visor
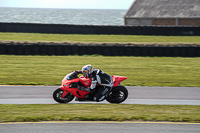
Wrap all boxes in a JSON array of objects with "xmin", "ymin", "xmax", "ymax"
[{"xmin": 82, "ymin": 70, "xmax": 89, "ymax": 78}]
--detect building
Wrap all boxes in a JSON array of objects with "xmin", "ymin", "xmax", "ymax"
[{"xmin": 124, "ymin": 0, "xmax": 200, "ymax": 26}]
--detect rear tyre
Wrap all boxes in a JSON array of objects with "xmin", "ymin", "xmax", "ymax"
[
  {"xmin": 53, "ymin": 88, "xmax": 74, "ymax": 103},
  {"xmin": 106, "ymin": 85, "xmax": 128, "ymax": 104}
]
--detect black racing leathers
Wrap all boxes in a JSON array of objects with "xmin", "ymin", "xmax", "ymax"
[
  {"xmin": 76, "ymin": 69, "xmax": 113, "ymax": 102},
  {"xmin": 90, "ymin": 69, "xmax": 113, "ymax": 101}
]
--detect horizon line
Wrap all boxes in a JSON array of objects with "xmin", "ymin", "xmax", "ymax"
[{"xmin": 0, "ymin": 6, "xmax": 128, "ymax": 10}]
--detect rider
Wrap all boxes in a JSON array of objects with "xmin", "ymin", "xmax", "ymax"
[{"xmin": 75, "ymin": 64, "xmax": 113, "ymax": 102}]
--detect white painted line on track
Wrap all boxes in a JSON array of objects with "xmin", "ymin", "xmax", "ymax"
[
  {"xmin": 0, "ymin": 98, "xmax": 200, "ymax": 105},
  {"xmin": 0, "ymin": 121, "xmax": 200, "ymax": 125}
]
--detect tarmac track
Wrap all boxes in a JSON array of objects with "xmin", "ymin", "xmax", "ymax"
[
  {"xmin": 0, "ymin": 86, "xmax": 200, "ymax": 133},
  {"xmin": 0, "ymin": 121, "xmax": 200, "ymax": 133},
  {"xmin": 0, "ymin": 86, "xmax": 199, "ymax": 105}
]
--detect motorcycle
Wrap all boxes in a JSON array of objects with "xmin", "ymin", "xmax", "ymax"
[{"xmin": 53, "ymin": 71, "xmax": 128, "ymax": 104}]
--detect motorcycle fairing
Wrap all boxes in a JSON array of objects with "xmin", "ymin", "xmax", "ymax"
[
  {"xmin": 60, "ymin": 85, "xmax": 90, "ymax": 98},
  {"xmin": 60, "ymin": 76, "xmax": 90, "ymax": 98},
  {"xmin": 79, "ymin": 76, "xmax": 92, "ymax": 88},
  {"xmin": 112, "ymin": 75, "xmax": 127, "ymax": 87}
]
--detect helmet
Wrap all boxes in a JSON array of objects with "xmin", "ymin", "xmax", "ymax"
[{"xmin": 82, "ymin": 65, "xmax": 94, "ymax": 78}]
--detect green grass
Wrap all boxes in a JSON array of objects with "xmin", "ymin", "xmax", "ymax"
[
  {"xmin": 0, "ymin": 104, "xmax": 199, "ymax": 123},
  {"xmin": 0, "ymin": 32, "xmax": 200, "ymax": 44},
  {"xmin": 0, "ymin": 55, "xmax": 200, "ymax": 87}
]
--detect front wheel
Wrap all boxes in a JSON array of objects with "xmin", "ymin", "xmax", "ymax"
[
  {"xmin": 106, "ymin": 85, "xmax": 128, "ymax": 104},
  {"xmin": 53, "ymin": 88, "xmax": 74, "ymax": 103}
]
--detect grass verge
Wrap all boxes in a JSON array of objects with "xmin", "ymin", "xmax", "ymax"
[
  {"xmin": 0, "ymin": 55, "xmax": 200, "ymax": 87},
  {"xmin": 0, "ymin": 104, "xmax": 200, "ymax": 123},
  {"xmin": 0, "ymin": 32, "xmax": 200, "ymax": 45}
]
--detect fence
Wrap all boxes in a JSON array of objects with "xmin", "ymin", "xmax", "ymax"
[
  {"xmin": 0, "ymin": 22, "xmax": 200, "ymax": 35},
  {"xmin": 0, "ymin": 42, "xmax": 200, "ymax": 57}
]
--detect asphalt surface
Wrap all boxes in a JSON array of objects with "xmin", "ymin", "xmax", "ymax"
[
  {"xmin": 0, "ymin": 86, "xmax": 200, "ymax": 105},
  {"xmin": 1, "ymin": 122, "xmax": 200, "ymax": 133},
  {"xmin": 1, "ymin": 86, "xmax": 200, "ymax": 133}
]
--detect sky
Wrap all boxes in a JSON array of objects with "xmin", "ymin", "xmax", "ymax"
[{"xmin": 0, "ymin": 0, "xmax": 134, "ymax": 9}]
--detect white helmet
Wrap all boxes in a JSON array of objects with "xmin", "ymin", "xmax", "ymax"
[{"xmin": 82, "ymin": 65, "xmax": 94, "ymax": 78}]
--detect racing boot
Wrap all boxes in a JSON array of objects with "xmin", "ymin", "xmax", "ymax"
[{"xmin": 94, "ymin": 86, "xmax": 110, "ymax": 102}]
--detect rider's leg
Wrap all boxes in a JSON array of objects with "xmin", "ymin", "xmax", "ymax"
[{"xmin": 94, "ymin": 86, "xmax": 111, "ymax": 102}]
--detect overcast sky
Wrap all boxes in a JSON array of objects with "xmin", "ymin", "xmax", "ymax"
[{"xmin": 0, "ymin": 0, "xmax": 134, "ymax": 9}]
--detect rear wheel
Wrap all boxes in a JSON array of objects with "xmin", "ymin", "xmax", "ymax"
[
  {"xmin": 106, "ymin": 85, "xmax": 128, "ymax": 104},
  {"xmin": 53, "ymin": 88, "xmax": 74, "ymax": 103}
]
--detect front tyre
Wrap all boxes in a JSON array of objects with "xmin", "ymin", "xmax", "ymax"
[
  {"xmin": 53, "ymin": 88, "xmax": 74, "ymax": 103},
  {"xmin": 106, "ymin": 85, "xmax": 128, "ymax": 104}
]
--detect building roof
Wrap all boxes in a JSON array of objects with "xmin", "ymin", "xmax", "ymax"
[{"xmin": 125, "ymin": 0, "xmax": 200, "ymax": 18}]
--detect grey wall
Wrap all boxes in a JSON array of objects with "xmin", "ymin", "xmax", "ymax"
[
  {"xmin": 0, "ymin": 22, "xmax": 200, "ymax": 36},
  {"xmin": 0, "ymin": 42, "xmax": 199, "ymax": 57}
]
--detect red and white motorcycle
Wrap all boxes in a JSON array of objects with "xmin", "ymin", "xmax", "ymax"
[{"xmin": 53, "ymin": 71, "xmax": 128, "ymax": 103}]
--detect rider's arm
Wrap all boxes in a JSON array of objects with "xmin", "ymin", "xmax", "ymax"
[
  {"xmin": 90, "ymin": 78, "xmax": 97, "ymax": 90},
  {"xmin": 75, "ymin": 70, "xmax": 82, "ymax": 75},
  {"xmin": 90, "ymin": 74, "xmax": 99, "ymax": 90}
]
